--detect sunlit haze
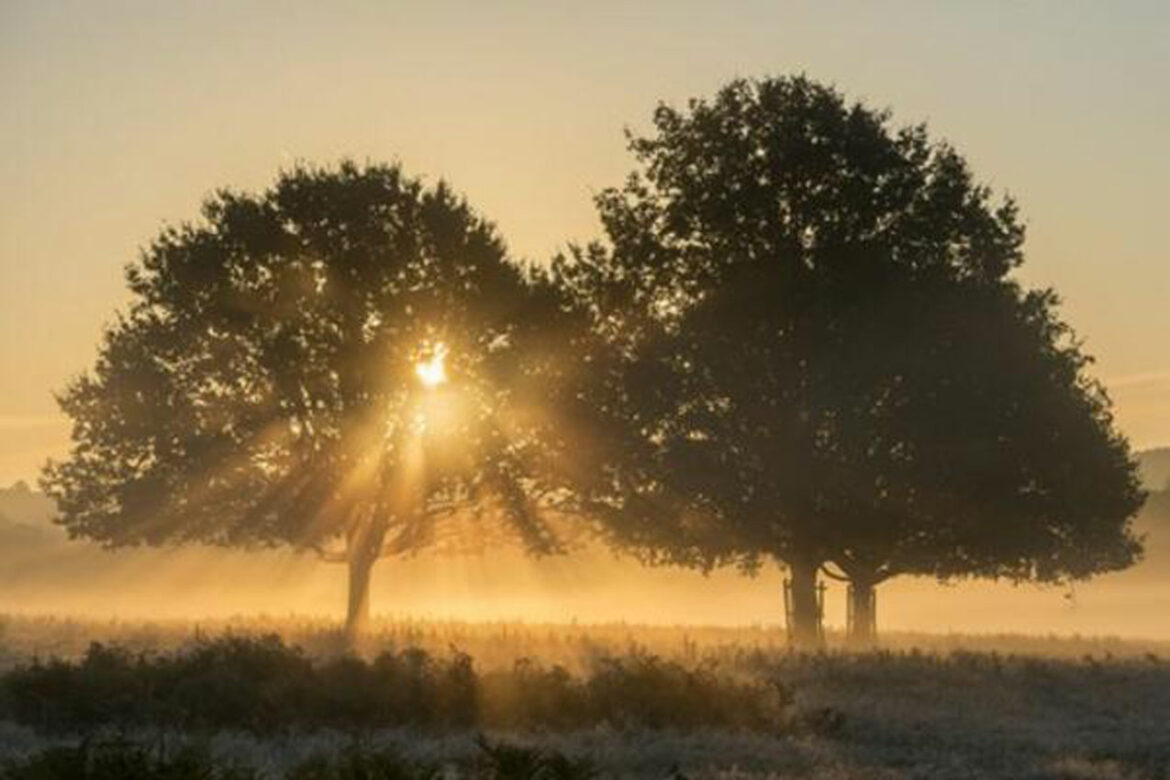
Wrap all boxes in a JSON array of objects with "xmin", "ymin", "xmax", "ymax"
[
  {"xmin": 2, "ymin": 2, "xmax": 1168, "ymax": 485},
  {"xmin": 1, "ymin": 2, "xmax": 1168, "ymax": 643},
  {"xmin": 3, "ymin": 7, "xmax": 1170, "ymax": 774}
]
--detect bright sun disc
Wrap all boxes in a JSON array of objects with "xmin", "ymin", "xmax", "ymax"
[{"xmin": 415, "ymin": 344, "xmax": 448, "ymax": 388}]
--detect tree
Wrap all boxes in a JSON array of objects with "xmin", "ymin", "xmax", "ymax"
[
  {"xmin": 561, "ymin": 76, "xmax": 1143, "ymax": 646},
  {"xmin": 42, "ymin": 162, "xmax": 576, "ymax": 643},
  {"xmin": 810, "ymin": 278, "xmax": 1143, "ymax": 643}
]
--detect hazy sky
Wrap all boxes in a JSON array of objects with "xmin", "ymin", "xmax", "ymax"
[{"xmin": 2, "ymin": 0, "xmax": 1168, "ymax": 484}]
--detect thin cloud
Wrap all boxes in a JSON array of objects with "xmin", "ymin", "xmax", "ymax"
[
  {"xmin": 1105, "ymin": 371, "xmax": 1170, "ymax": 390},
  {"xmin": 0, "ymin": 415, "xmax": 70, "ymax": 431}
]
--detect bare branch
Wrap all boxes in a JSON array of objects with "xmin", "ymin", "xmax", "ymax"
[{"xmin": 820, "ymin": 562, "xmax": 851, "ymax": 582}]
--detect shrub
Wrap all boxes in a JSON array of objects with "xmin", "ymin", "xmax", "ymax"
[
  {"xmin": 473, "ymin": 737, "xmax": 597, "ymax": 780},
  {"xmin": 0, "ymin": 636, "xmax": 792, "ymax": 733},
  {"xmin": 3, "ymin": 644, "xmax": 159, "ymax": 731},
  {"xmin": 0, "ymin": 738, "xmax": 598, "ymax": 780},
  {"xmin": 287, "ymin": 745, "xmax": 442, "ymax": 780},
  {"xmin": 478, "ymin": 659, "xmax": 584, "ymax": 729},
  {"xmin": 583, "ymin": 651, "xmax": 790, "ymax": 730},
  {"xmin": 0, "ymin": 736, "xmax": 259, "ymax": 780}
]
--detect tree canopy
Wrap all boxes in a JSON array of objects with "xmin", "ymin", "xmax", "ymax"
[
  {"xmin": 40, "ymin": 79, "xmax": 1146, "ymax": 648},
  {"xmin": 558, "ymin": 76, "xmax": 1144, "ymax": 644},
  {"xmin": 42, "ymin": 162, "xmax": 577, "ymax": 638}
]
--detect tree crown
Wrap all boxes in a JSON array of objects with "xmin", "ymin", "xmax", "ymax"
[
  {"xmin": 44, "ymin": 162, "xmax": 575, "ymax": 558},
  {"xmin": 564, "ymin": 75, "xmax": 1142, "ymax": 583}
]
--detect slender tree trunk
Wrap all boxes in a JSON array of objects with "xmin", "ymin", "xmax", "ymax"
[
  {"xmin": 786, "ymin": 554, "xmax": 823, "ymax": 649},
  {"xmin": 847, "ymin": 577, "xmax": 877, "ymax": 647},
  {"xmin": 342, "ymin": 508, "xmax": 389, "ymax": 650},
  {"xmin": 344, "ymin": 551, "xmax": 377, "ymax": 648}
]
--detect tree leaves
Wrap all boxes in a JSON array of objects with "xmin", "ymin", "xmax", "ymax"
[
  {"xmin": 563, "ymin": 75, "xmax": 1143, "ymax": 585},
  {"xmin": 43, "ymin": 162, "xmax": 579, "ymax": 564}
]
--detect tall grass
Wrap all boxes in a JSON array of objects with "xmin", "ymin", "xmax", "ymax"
[{"xmin": 3, "ymin": 614, "xmax": 1167, "ymax": 674}]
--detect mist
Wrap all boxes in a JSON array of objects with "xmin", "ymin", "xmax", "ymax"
[
  {"xmin": 4, "ymin": 6, "xmax": 1170, "ymax": 774},
  {"xmin": 4, "ymin": 464, "xmax": 1168, "ymax": 638}
]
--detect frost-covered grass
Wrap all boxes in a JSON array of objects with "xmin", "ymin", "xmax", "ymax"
[{"xmin": 1, "ymin": 615, "xmax": 1168, "ymax": 779}]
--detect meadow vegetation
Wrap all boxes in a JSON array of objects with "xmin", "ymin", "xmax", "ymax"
[
  {"xmin": 0, "ymin": 735, "xmax": 601, "ymax": 780},
  {"xmin": 1, "ymin": 616, "xmax": 1168, "ymax": 779},
  {"xmin": 0, "ymin": 635, "xmax": 790, "ymax": 734}
]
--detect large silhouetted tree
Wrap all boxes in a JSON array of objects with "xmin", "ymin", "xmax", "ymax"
[
  {"xmin": 808, "ymin": 278, "xmax": 1143, "ymax": 643},
  {"xmin": 561, "ymin": 76, "xmax": 1144, "ymax": 646},
  {"xmin": 41, "ymin": 162, "xmax": 576, "ymax": 643}
]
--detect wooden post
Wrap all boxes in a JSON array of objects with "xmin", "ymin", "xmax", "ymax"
[
  {"xmin": 817, "ymin": 580, "xmax": 827, "ymax": 643},
  {"xmin": 782, "ymin": 577, "xmax": 793, "ymax": 641}
]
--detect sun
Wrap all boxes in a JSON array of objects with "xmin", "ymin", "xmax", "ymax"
[{"xmin": 415, "ymin": 343, "xmax": 448, "ymax": 388}]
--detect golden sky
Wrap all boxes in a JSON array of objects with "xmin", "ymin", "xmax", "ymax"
[{"xmin": 1, "ymin": 0, "xmax": 1168, "ymax": 484}]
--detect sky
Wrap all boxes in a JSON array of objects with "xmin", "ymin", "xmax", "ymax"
[{"xmin": 1, "ymin": 0, "xmax": 1168, "ymax": 485}]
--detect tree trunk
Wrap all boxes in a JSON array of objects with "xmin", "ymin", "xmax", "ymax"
[
  {"xmin": 344, "ymin": 551, "xmax": 377, "ymax": 648},
  {"xmin": 847, "ymin": 578, "xmax": 877, "ymax": 647},
  {"xmin": 786, "ymin": 555, "xmax": 823, "ymax": 649},
  {"xmin": 340, "ymin": 506, "xmax": 390, "ymax": 650}
]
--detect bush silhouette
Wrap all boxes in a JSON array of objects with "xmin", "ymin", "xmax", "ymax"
[{"xmin": 1, "ymin": 635, "xmax": 792, "ymax": 733}]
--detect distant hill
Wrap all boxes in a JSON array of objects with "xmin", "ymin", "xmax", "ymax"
[
  {"xmin": 0, "ymin": 483, "xmax": 63, "ymax": 573},
  {"xmin": 1137, "ymin": 448, "xmax": 1170, "ymax": 491},
  {"xmin": 0, "ymin": 482, "xmax": 55, "ymax": 528}
]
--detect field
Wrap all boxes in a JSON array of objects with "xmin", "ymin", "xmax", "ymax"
[{"xmin": 1, "ymin": 615, "xmax": 1168, "ymax": 779}]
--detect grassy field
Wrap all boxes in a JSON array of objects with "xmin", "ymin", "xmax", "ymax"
[
  {"xmin": 4, "ymin": 613, "xmax": 1169, "ymax": 669},
  {"xmin": 1, "ymin": 614, "xmax": 1168, "ymax": 779}
]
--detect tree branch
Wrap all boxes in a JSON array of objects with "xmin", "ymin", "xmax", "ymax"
[
  {"xmin": 308, "ymin": 541, "xmax": 349, "ymax": 564},
  {"xmin": 820, "ymin": 562, "xmax": 851, "ymax": 582}
]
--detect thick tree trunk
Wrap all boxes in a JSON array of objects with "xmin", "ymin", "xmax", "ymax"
[
  {"xmin": 786, "ymin": 555, "xmax": 823, "ymax": 649},
  {"xmin": 847, "ymin": 578, "xmax": 877, "ymax": 647},
  {"xmin": 344, "ymin": 552, "xmax": 376, "ymax": 647}
]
